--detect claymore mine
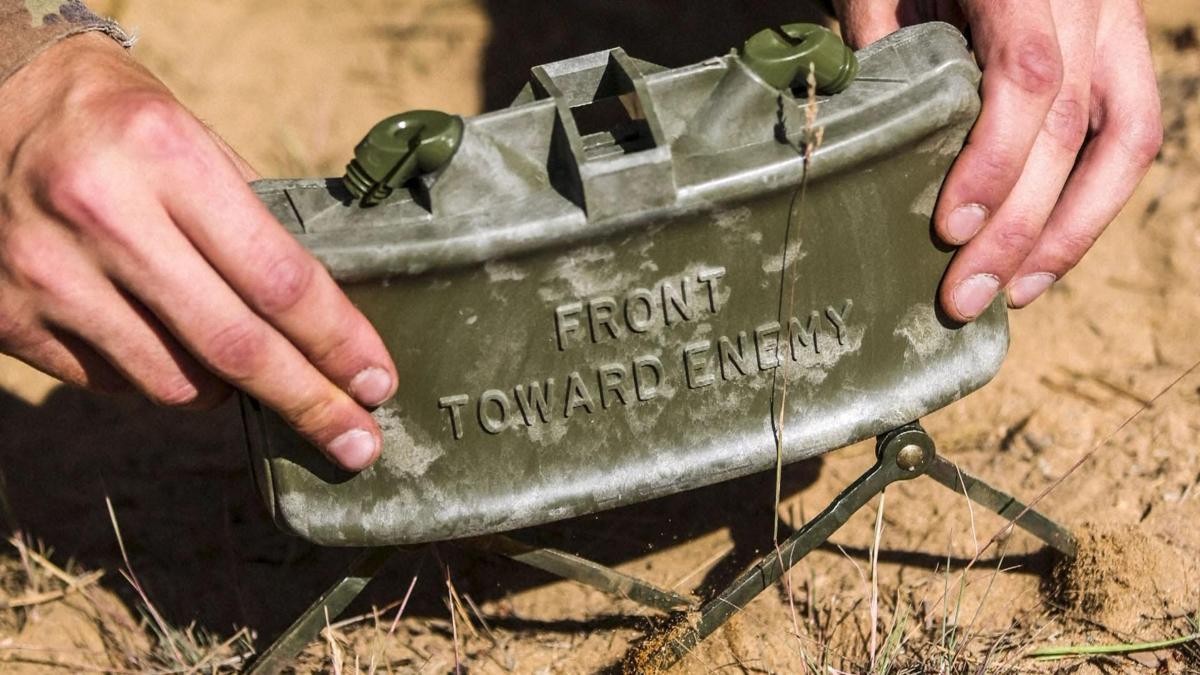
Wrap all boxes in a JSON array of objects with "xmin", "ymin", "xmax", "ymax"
[{"xmin": 241, "ymin": 23, "xmax": 1077, "ymax": 672}]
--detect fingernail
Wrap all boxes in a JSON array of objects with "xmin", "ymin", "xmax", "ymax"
[
  {"xmin": 327, "ymin": 428, "xmax": 379, "ymax": 470},
  {"xmin": 350, "ymin": 367, "xmax": 394, "ymax": 407},
  {"xmin": 952, "ymin": 274, "xmax": 1001, "ymax": 320},
  {"xmin": 1006, "ymin": 272, "xmax": 1056, "ymax": 308},
  {"xmin": 946, "ymin": 204, "xmax": 988, "ymax": 243}
]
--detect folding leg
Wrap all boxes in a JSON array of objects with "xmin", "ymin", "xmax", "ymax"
[
  {"xmin": 249, "ymin": 422, "xmax": 1076, "ymax": 673},
  {"xmin": 634, "ymin": 423, "xmax": 1078, "ymax": 670},
  {"xmin": 634, "ymin": 423, "xmax": 938, "ymax": 671},
  {"xmin": 247, "ymin": 547, "xmax": 398, "ymax": 675},
  {"xmin": 245, "ymin": 535, "xmax": 693, "ymax": 672},
  {"xmin": 926, "ymin": 455, "xmax": 1077, "ymax": 556},
  {"xmin": 462, "ymin": 534, "xmax": 696, "ymax": 612}
]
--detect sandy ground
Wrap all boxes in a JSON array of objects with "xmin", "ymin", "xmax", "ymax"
[{"xmin": 0, "ymin": 1, "xmax": 1198, "ymax": 673}]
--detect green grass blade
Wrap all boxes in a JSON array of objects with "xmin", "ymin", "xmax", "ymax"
[{"xmin": 1028, "ymin": 632, "xmax": 1200, "ymax": 660}]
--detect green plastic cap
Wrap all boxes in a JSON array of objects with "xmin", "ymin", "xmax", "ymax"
[
  {"xmin": 343, "ymin": 110, "xmax": 464, "ymax": 207},
  {"xmin": 740, "ymin": 23, "xmax": 858, "ymax": 94}
]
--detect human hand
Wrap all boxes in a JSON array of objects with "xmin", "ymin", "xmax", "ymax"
[
  {"xmin": 835, "ymin": 0, "xmax": 1163, "ymax": 321},
  {"xmin": 0, "ymin": 34, "xmax": 395, "ymax": 470}
]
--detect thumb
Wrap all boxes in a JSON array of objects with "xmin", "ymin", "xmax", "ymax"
[
  {"xmin": 834, "ymin": 0, "xmax": 968, "ymax": 49},
  {"xmin": 833, "ymin": 0, "xmax": 902, "ymax": 48}
]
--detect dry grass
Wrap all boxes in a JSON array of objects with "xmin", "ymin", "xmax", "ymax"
[{"xmin": 0, "ymin": 516, "xmax": 253, "ymax": 673}]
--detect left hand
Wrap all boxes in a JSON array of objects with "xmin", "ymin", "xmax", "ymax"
[
  {"xmin": 0, "ymin": 34, "xmax": 395, "ymax": 471},
  {"xmin": 835, "ymin": 0, "xmax": 1163, "ymax": 321}
]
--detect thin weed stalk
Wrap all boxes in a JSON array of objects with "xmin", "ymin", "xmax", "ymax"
[
  {"xmin": 324, "ymin": 607, "xmax": 344, "ymax": 675},
  {"xmin": 437, "ymin": 551, "xmax": 463, "ymax": 675},
  {"xmin": 874, "ymin": 595, "xmax": 908, "ymax": 675},
  {"xmin": 772, "ymin": 63, "xmax": 824, "ymax": 546},
  {"xmin": 105, "ymin": 496, "xmax": 186, "ymax": 668},
  {"xmin": 868, "ymin": 491, "xmax": 886, "ymax": 671}
]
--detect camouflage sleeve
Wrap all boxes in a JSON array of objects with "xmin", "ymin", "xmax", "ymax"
[{"xmin": 0, "ymin": 0, "xmax": 132, "ymax": 84}]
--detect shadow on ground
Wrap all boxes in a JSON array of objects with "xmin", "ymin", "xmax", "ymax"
[{"xmin": 0, "ymin": 384, "xmax": 830, "ymax": 639}]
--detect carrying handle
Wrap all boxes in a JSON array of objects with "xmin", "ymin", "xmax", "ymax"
[{"xmin": 529, "ymin": 49, "xmax": 676, "ymax": 220}]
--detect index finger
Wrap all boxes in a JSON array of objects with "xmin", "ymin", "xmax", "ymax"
[
  {"xmin": 1007, "ymin": 4, "xmax": 1162, "ymax": 303},
  {"xmin": 161, "ymin": 127, "xmax": 398, "ymax": 409},
  {"xmin": 934, "ymin": 1, "xmax": 1063, "ymax": 246}
]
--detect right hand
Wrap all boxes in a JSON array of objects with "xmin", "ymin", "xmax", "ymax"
[
  {"xmin": 0, "ymin": 33, "xmax": 395, "ymax": 471},
  {"xmin": 835, "ymin": 0, "xmax": 1162, "ymax": 323}
]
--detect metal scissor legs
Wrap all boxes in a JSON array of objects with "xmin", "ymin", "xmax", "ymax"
[{"xmin": 247, "ymin": 422, "xmax": 1075, "ymax": 674}]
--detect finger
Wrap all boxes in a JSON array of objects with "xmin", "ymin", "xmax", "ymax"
[
  {"xmin": 0, "ymin": 282, "xmax": 128, "ymax": 392},
  {"xmin": 934, "ymin": 1, "xmax": 1064, "ymax": 247},
  {"xmin": 2, "ymin": 324, "xmax": 130, "ymax": 394},
  {"xmin": 45, "ymin": 285, "xmax": 233, "ymax": 410},
  {"xmin": 939, "ymin": 0, "xmax": 1097, "ymax": 321},
  {"xmin": 73, "ymin": 193, "xmax": 383, "ymax": 471},
  {"xmin": 162, "ymin": 115, "xmax": 396, "ymax": 409},
  {"xmin": 1007, "ymin": 2, "xmax": 1163, "ymax": 306},
  {"xmin": 2, "ymin": 221, "xmax": 229, "ymax": 407}
]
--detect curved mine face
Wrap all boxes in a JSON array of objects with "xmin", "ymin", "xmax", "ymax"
[{"xmin": 243, "ymin": 23, "xmax": 1004, "ymax": 547}]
